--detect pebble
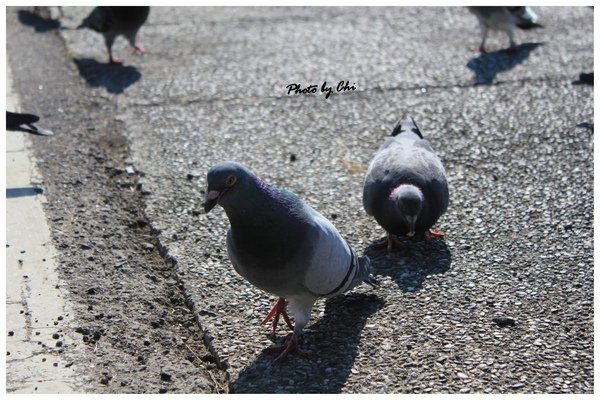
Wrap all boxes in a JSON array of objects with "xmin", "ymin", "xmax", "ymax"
[
  {"xmin": 160, "ymin": 372, "xmax": 172, "ymax": 382},
  {"xmin": 492, "ymin": 317, "xmax": 516, "ymax": 327}
]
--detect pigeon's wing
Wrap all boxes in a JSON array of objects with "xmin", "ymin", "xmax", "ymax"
[
  {"xmin": 424, "ymin": 176, "xmax": 449, "ymax": 220},
  {"xmin": 413, "ymin": 140, "xmax": 446, "ymax": 178},
  {"xmin": 391, "ymin": 118, "xmax": 423, "ymax": 139},
  {"xmin": 300, "ymin": 208, "xmax": 375, "ymax": 298},
  {"xmin": 111, "ymin": 6, "xmax": 150, "ymax": 28},
  {"xmin": 510, "ymin": 6, "xmax": 543, "ymax": 29},
  {"xmin": 223, "ymin": 185, "xmax": 319, "ymax": 298},
  {"xmin": 468, "ymin": 6, "xmax": 512, "ymax": 29},
  {"xmin": 410, "ymin": 139, "xmax": 449, "ymax": 227},
  {"xmin": 363, "ymin": 136, "xmax": 420, "ymax": 214},
  {"xmin": 78, "ymin": 6, "xmax": 113, "ymax": 32}
]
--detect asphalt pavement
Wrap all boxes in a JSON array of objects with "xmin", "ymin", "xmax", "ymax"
[{"xmin": 6, "ymin": 6, "xmax": 595, "ymax": 393}]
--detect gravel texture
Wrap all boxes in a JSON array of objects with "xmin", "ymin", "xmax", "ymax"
[
  {"xmin": 7, "ymin": 7, "xmax": 228, "ymax": 394},
  {"xmin": 7, "ymin": 6, "xmax": 593, "ymax": 393}
]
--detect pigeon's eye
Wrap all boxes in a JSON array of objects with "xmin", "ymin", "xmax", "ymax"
[{"xmin": 225, "ymin": 175, "xmax": 237, "ymax": 186}]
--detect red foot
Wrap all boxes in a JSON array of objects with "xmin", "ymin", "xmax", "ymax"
[
  {"xmin": 261, "ymin": 297, "xmax": 293, "ymax": 335},
  {"xmin": 426, "ymin": 229, "xmax": 444, "ymax": 239},
  {"xmin": 109, "ymin": 56, "xmax": 123, "ymax": 65},
  {"xmin": 133, "ymin": 44, "xmax": 145, "ymax": 55},
  {"xmin": 263, "ymin": 333, "xmax": 307, "ymax": 361}
]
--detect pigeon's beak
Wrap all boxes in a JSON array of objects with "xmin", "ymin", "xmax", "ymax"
[
  {"xmin": 406, "ymin": 216, "xmax": 417, "ymax": 237},
  {"xmin": 203, "ymin": 190, "xmax": 221, "ymax": 213}
]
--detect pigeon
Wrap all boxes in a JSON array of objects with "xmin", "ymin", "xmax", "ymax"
[
  {"xmin": 468, "ymin": 6, "xmax": 543, "ymax": 53},
  {"xmin": 77, "ymin": 6, "xmax": 150, "ymax": 65},
  {"xmin": 362, "ymin": 118, "xmax": 449, "ymax": 250},
  {"xmin": 576, "ymin": 72, "xmax": 594, "ymax": 86},
  {"xmin": 6, "ymin": 111, "xmax": 53, "ymax": 136},
  {"xmin": 203, "ymin": 161, "xmax": 378, "ymax": 360}
]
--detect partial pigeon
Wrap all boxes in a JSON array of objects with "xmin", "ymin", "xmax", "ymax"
[
  {"xmin": 6, "ymin": 111, "xmax": 53, "ymax": 136},
  {"xmin": 576, "ymin": 72, "xmax": 594, "ymax": 86},
  {"xmin": 204, "ymin": 161, "xmax": 378, "ymax": 359},
  {"xmin": 78, "ymin": 6, "xmax": 150, "ymax": 65},
  {"xmin": 362, "ymin": 118, "xmax": 448, "ymax": 250},
  {"xmin": 468, "ymin": 6, "xmax": 543, "ymax": 53}
]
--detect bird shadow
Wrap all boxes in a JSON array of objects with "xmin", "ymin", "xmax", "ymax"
[
  {"xmin": 365, "ymin": 236, "xmax": 452, "ymax": 292},
  {"xmin": 17, "ymin": 9, "xmax": 61, "ymax": 33},
  {"xmin": 6, "ymin": 187, "xmax": 44, "ymax": 198},
  {"xmin": 73, "ymin": 58, "xmax": 141, "ymax": 95},
  {"xmin": 572, "ymin": 72, "xmax": 594, "ymax": 86},
  {"xmin": 231, "ymin": 293, "xmax": 385, "ymax": 393},
  {"xmin": 576, "ymin": 122, "xmax": 593, "ymax": 133},
  {"xmin": 466, "ymin": 42, "xmax": 544, "ymax": 85}
]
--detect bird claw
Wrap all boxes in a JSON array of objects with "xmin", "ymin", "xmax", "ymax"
[
  {"xmin": 263, "ymin": 335, "xmax": 307, "ymax": 362},
  {"xmin": 109, "ymin": 56, "xmax": 123, "ymax": 65},
  {"xmin": 261, "ymin": 297, "xmax": 293, "ymax": 335},
  {"xmin": 371, "ymin": 234, "xmax": 404, "ymax": 251},
  {"xmin": 133, "ymin": 44, "xmax": 145, "ymax": 55}
]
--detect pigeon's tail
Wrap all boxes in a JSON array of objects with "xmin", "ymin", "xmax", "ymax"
[
  {"xmin": 77, "ymin": 7, "xmax": 107, "ymax": 32},
  {"xmin": 76, "ymin": 16, "xmax": 93, "ymax": 30},
  {"xmin": 348, "ymin": 254, "xmax": 380, "ymax": 291},
  {"xmin": 515, "ymin": 20, "xmax": 543, "ymax": 30},
  {"xmin": 510, "ymin": 6, "xmax": 543, "ymax": 30},
  {"xmin": 391, "ymin": 117, "xmax": 423, "ymax": 139}
]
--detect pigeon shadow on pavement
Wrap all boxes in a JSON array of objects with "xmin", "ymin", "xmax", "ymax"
[
  {"xmin": 6, "ymin": 187, "xmax": 44, "ymax": 198},
  {"xmin": 576, "ymin": 122, "xmax": 593, "ymax": 133},
  {"xmin": 466, "ymin": 42, "xmax": 544, "ymax": 85},
  {"xmin": 365, "ymin": 236, "xmax": 451, "ymax": 292},
  {"xmin": 231, "ymin": 293, "xmax": 385, "ymax": 393},
  {"xmin": 73, "ymin": 58, "xmax": 141, "ymax": 95},
  {"xmin": 17, "ymin": 9, "xmax": 61, "ymax": 33},
  {"xmin": 572, "ymin": 72, "xmax": 594, "ymax": 86}
]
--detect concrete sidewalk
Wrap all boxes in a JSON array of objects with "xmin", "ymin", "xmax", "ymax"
[{"xmin": 5, "ymin": 62, "xmax": 79, "ymax": 393}]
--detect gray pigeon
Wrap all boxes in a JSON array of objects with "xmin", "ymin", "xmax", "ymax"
[
  {"xmin": 204, "ymin": 161, "xmax": 377, "ymax": 359},
  {"xmin": 362, "ymin": 118, "xmax": 449, "ymax": 250},
  {"xmin": 78, "ymin": 6, "xmax": 150, "ymax": 65},
  {"xmin": 468, "ymin": 6, "xmax": 542, "ymax": 53},
  {"xmin": 6, "ymin": 111, "xmax": 53, "ymax": 136}
]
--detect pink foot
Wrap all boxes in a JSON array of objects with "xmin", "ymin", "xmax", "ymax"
[
  {"xmin": 426, "ymin": 229, "xmax": 444, "ymax": 239},
  {"xmin": 263, "ymin": 333, "xmax": 307, "ymax": 361},
  {"xmin": 261, "ymin": 297, "xmax": 293, "ymax": 336},
  {"xmin": 109, "ymin": 56, "xmax": 123, "ymax": 65},
  {"xmin": 133, "ymin": 44, "xmax": 145, "ymax": 55}
]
